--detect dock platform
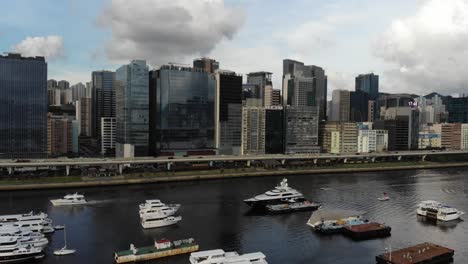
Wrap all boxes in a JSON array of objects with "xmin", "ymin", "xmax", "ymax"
[
  {"xmin": 376, "ymin": 242, "xmax": 454, "ymax": 264},
  {"xmin": 343, "ymin": 223, "xmax": 391, "ymax": 240}
]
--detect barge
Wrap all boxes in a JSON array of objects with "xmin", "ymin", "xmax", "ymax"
[
  {"xmin": 114, "ymin": 238, "xmax": 198, "ymax": 263},
  {"xmin": 343, "ymin": 222, "xmax": 391, "ymax": 240},
  {"xmin": 266, "ymin": 200, "xmax": 321, "ymax": 214},
  {"xmin": 375, "ymin": 243, "xmax": 454, "ymax": 264}
]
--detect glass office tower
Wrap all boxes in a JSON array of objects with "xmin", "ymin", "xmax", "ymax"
[
  {"xmin": 115, "ymin": 60, "xmax": 149, "ymax": 157},
  {"xmin": 0, "ymin": 53, "xmax": 47, "ymax": 158},
  {"xmin": 149, "ymin": 65, "xmax": 215, "ymax": 155}
]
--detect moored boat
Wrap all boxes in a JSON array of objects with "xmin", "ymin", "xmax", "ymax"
[
  {"xmin": 416, "ymin": 200, "xmax": 464, "ymax": 221},
  {"xmin": 189, "ymin": 249, "xmax": 268, "ymax": 264},
  {"xmin": 244, "ymin": 178, "xmax": 304, "ymax": 208},
  {"xmin": 0, "ymin": 237, "xmax": 45, "ymax": 263},
  {"xmin": 114, "ymin": 238, "xmax": 198, "ymax": 263},
  {"xmin": 266, "ymin": 199, "xmax": 321, "ymax": 214},
  {"xmin": 141, "ymin": 216, "xmax": 182, "ymax": 229}
]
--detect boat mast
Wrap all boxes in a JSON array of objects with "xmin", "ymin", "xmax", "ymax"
[{"xmin": 64, "ymin": 225, "xmax": 67, "ymax": 248}]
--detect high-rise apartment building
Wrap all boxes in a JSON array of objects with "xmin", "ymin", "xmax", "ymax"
[
  {"xmin": 58, "ymin": 80, "xmax": 70, "ymax": 90},
  {"xmin": 149, "ymin": 64, "xmax": 215, "ymax": 156},
  {"xmin": 0, "ymin": 53, "xmax": 47, "ymax": 158},
  {"xmin": 76, "ymin": 98, "xmax": 92, "ymax": 137},
  {"xmin": 241, "ymin": 106, "xmax": 265, "ymax": 155},
  {"xmin": 357, "ymin": 129, "xmax": 388, "ymax": 153},
  {"xmin": 71, "ymin": 82, "xmax": 86, "ymax": 103},
  {"xmin": 433, "ymin": 123, "xmax": 462, "ymax": 150},
  {"xmin": 330, "ymin": 89, "xmax": 350, "ymax": 122},
  {"xmin": 320, "ymin": 122, "xmax": 358, "ymax": 154},
  {"xmin": 271, "ymin": 89, "xmax": 281, "ymax": 106},
  {"xmin": 101, "ymin": 117, "xmax": 116, "ymax": 155},
  {"xmin": 193, "ymin": 58, "xmax": 219, "ymax": 74},
  {"xmin": 47, "ymin": 114, "xmax": 73, "ymax": 156},
  {"xmin": 92, "ymin": 71, "xmax": 116, "ymax": 140},
  {"xmin": 116, "ymin": 60, "xmax": 149, "ymax": 157}
]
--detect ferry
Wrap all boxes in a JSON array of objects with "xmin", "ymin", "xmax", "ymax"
[
  {"xmin": 141, "ymin": 216, "xmax": 182, "ymax": 229},
  {"xmin": 417, "ymin": 200, "xmax": 465, "ymax": 221},
  {"xmin": 0, "ymin": 229, "xmax": 48, "ymax": 250},
  {"xmin": 114, "ymin": 238, "xmax": 198, "ymax": 263},
  {"xmin": 266, "ymin": 199, "xmax": 321, "ymax": 214},
  {"xmin": 0, "ymin": 237, "xmax": 45, "ymax": 263},
  {"xmin": 189, "ymin": 249, "xmax": 268, "ymax": 264},
  {"xmin": 50, "ymin": 193, "xmax": 87, "ymax": 206},
  {"xmin": 0, "ymin": 212, "xmax": 48, "ymax": 223},
  {"xmin": 244, "ymin": 178, "xmax": 304, "ymax": 208},
  {"xmin": 0, "ymin": 220, "xmax": 55, "ymax": 234}
]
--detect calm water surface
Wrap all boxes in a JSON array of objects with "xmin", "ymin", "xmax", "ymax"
[{"xmin": 0, "ymin": 168, "xmax": 467, "ymax": 264}]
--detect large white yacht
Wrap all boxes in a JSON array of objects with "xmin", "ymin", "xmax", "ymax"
[
  {"xmin": 0, "ymin": 229, "xmax": 48, "ymax": 250},
  {"xmin": 417, "ymin": 200, "xmax": 465, "ymax": 221},
  {"xmin": 244, "ymin": 178, "xmax": 304, "ymax": 208},
  {"xmin": 0, "ymin": 220, "xmax": 55, "ymax": 234},
  {"xmin": 139, "ymin": 199, "xmax": 180, "ymax": 211},
  {"xmin": 0, "ymin": 212, "xmax": 48, "ymax": 223},
  {"xmin": 50, "ymin": 193, "xmax": 87, "ymax": 206},
  {"xmin": 0, "ymin": 237, "xmax": 45, "ymax": 263},
  {"xmin": 189, "ymin": 249, "xmax": 268, "ymax": 264},
  {"xmin": 140, "ymin": 215, "xmax": 182, "ymax": 229}
]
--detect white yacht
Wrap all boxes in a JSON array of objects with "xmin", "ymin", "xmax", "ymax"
[
  {"xmin": 0, "ymin": 229, "xmax": 48, "ymax": 250},
  {"xmin": 189, "ymin": 249, "xmax": 268, "ymax": 264},
  {"xmin": 0, "ymin": 212, "xmax": 48, "ymax": 223},
  {"xmin": 140, "ymin": 215, "xmax": 182, "ymax": 229},
  {"xmin": 0, "ymin": 220, "xmax": 55, "ymax": 234},
  {"xmin": 139, "ymin": 199, "xmax": 180, "ymax": 211},
  {"xmin": 417, "ymin": 200, "xmax": 465, "ymax": 221},
  {"xmin": 50, "ymin": 193, "xmax": 87, "ymax": 206},
  {"xmin": 244, "ymin": 178, "xmax": 304, "ymax": 208},
  {"xmin": 0, "ymin": 237, "xmax": 45, "ymax": 263}
]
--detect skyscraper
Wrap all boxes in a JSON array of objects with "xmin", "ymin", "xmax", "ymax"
[
  {"xmin": 350, "ymin": 90, "xmax": 369, "ymax": 122},
  {"xmin": 47, "ymin": 113, "xmax": 73, "ymax": 156},
  {"xmin": 58, "ymin": 80, "xmax": 70, "ymax": 90},
  {"xmin": 92, "ymin": 71, "xmax": 116, "ymax": 140},
  {"xmin": 282, "ymin": 59, "xmax": 327, "ymax": 120},
  {"xmin": 149, "ymin": 64, "xmax": 215, "ymax": 156},
  {"xmin": 355, "ymin": 73, "xmax": 379, "ymax": 100},
  {"xmin": 115, "ymin": 60, "xmax": 149, "ymax": 157},
  {"xmin": 265, "ymin": 107, "xmax": 284, "ymax": 154},
  {"xmin": 71, "ymin": 82, "xmax": 86, "ymax": 102},
  {"xmin": 246, "ymin": 72, "xmax": 273, "ymax": 107},
  {"xmin": 215, "ymin": 70, "xmax": 243, "ymax": 154},
  {"xmin": 447, "ymin": 96, "xmax": 468, "ymax": 123},
  {"xmin": 330, "ymin": 89, "xmax": 350, "ymax": 122},
  {"xmin": 193, "ymin": 58, "xmax": 219, "ymax": 74},
  {"xmin": 284, "ymin": 106, "xmax": 320, "ymax": 154},
  {"xmin": 241, "ymin": 106, "xmax": 266, "ymax": 155},
  {"xmin": 0, "ymin": 53, "xmax": 47, "ymax": 158}
]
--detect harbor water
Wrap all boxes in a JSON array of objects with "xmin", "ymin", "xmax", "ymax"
[{"xmin": 0, "ymin": 168, "xmax": 467, "ymax": 263}]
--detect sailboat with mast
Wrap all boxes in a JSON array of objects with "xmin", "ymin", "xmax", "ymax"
[{"xmin": 53, "ymin": 225, "xmax": 76, "ymax": 256}]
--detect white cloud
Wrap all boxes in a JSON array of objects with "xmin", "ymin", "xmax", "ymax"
[
  {"xmin": 373, "ymin": 0, "xmax": 468, "ymax": 95},
  {"xmin": 13, "ymin": 35, "xmax": 64, "ymax": 60},
  {"xmin": 98, "ymin": 0, "xmax": 245, "ymax": 66}
]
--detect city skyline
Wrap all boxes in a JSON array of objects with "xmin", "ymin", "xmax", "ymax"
[{"xmin": 2, "ymin": 0, "xmax": 468, "ymax": 97}]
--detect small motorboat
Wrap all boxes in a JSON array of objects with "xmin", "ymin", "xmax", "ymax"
[
  {"xmin": 377, "ymin": 193, "xmax": 390, "ymax": 201},
  {"xmin": 54, "ymin": 225, "xmax": 65, "ymax": 230}
]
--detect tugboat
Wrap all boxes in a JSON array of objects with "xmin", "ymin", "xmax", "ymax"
[
  {"xmin": 244, "ymin": 178, "xmax": 304, "ymax": 208},
  {"xmin": 266, "ymin": 198, "xmax": 321, "ymax": 214}
]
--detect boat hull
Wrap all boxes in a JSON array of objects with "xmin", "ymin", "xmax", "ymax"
[
  {"xmin": 0, "ymin": 252, "xmax": 44, "ymax": 264},
  {"xmin": 50, "ymin": 200, "xmax": 87, "ymax": 206},
  {"xmin": 266, "ymin": 204, "xmax": 321, "ymax": 214},
  {"xmin": 141, "ymin": 217, "xmax": 182, "ymax": 229}
]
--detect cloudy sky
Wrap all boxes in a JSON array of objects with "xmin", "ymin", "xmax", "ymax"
[{"xmin": 1, "ymin": 0, "xmax": 467, "ymax": 96}]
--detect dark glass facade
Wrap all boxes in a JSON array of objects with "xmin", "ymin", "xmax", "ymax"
[
  {"xmin": 447, "ymin": 97, "xmax": 468, "ymax": 123},
  {"xmin": 218, "ymin": 73, "xmax": 242, "ymax": 122},
  {"xmin": 149, "ymin": 65, "xmax": 215, "ymax": 155},
  {"xmin": 350, "ymin": 90, "xmax": 369, "ymax": 122},
  {"xmin": 115, "ymin": 60, "xmax": 149, "ymax": 156},
  {"xmin": 265, "ymin": 108, "xmax": 284, "ymax": 154},
  {"xmin": 92, "ymin": 71, "xmax": 116, "ymax": 140},
  {"xmin": 0, "ymin": 54, "xmax": 47, "ymax": 158},
  {"xmin": 355, "ymin": 73, "xmax": 379, "ymax": 100}
]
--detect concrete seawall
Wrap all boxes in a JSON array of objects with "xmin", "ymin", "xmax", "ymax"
[{"xmin": 1, "ymin": 162, "xmax": 468, "ymax": 191}]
